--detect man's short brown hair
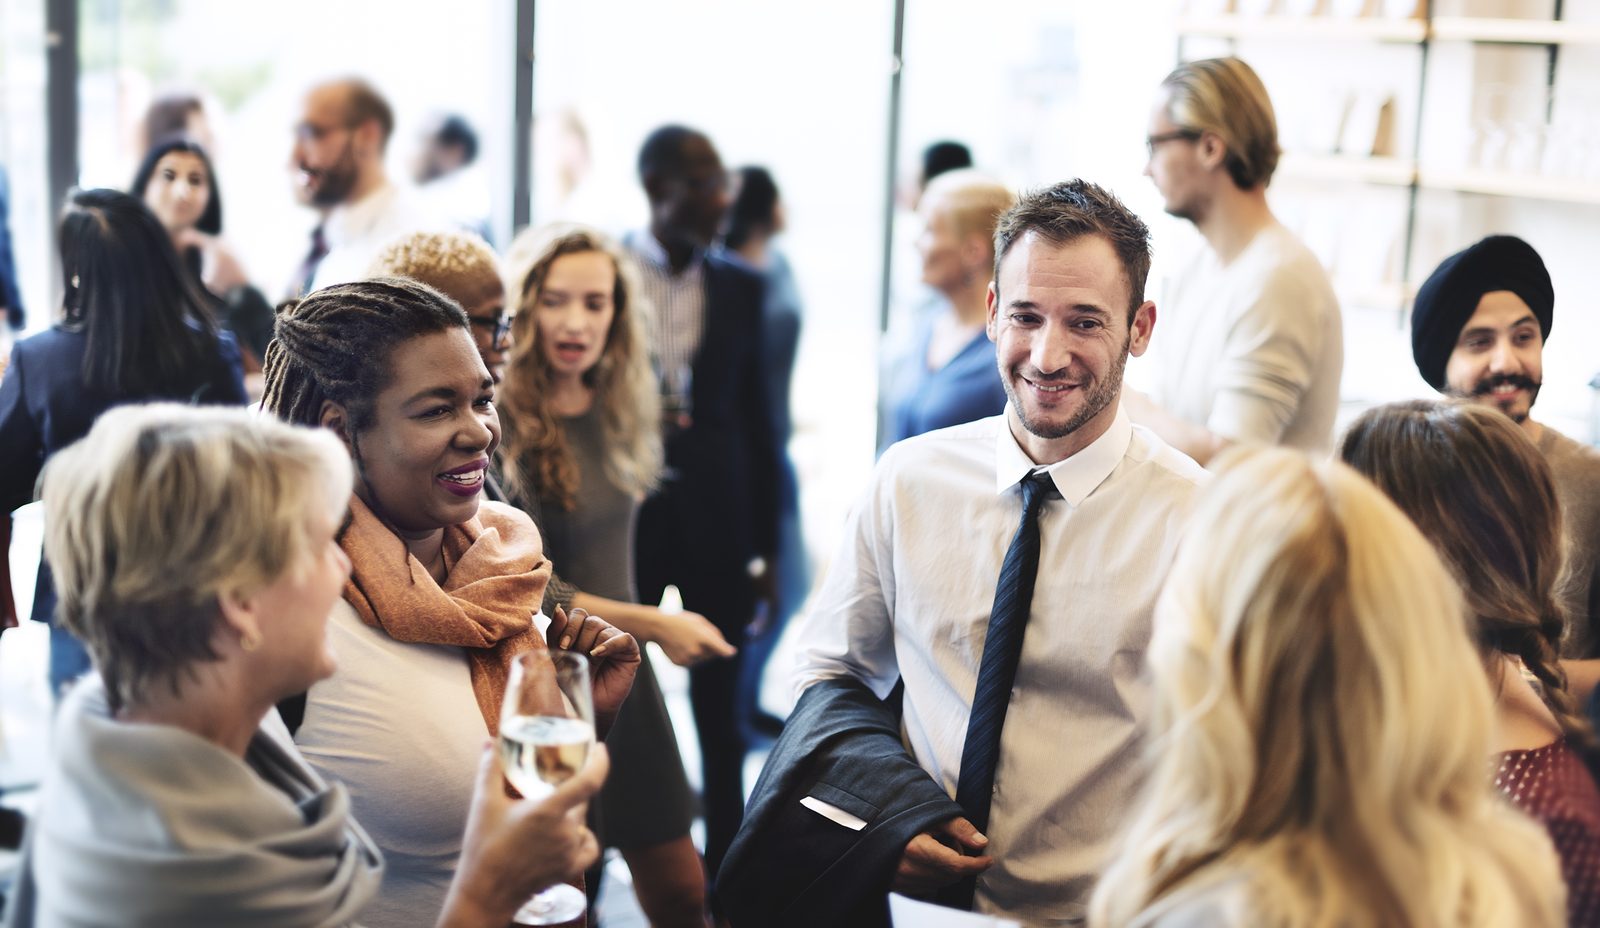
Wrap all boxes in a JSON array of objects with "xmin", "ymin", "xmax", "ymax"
[{"xmin": 992, "ymin": 179, "xmax": 1152, "ymax": 317}]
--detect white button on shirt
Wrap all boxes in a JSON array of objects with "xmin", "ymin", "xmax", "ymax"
[{"xmin": 794, "ymin": 408, "xmax": 1206, "ymax": 926}]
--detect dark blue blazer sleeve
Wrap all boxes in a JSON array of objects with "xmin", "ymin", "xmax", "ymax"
[
  {"xmin": 717, "ymin": 677, "xmax": 963, "ymax": 928},
  {"xmin": 0, "ymin": 340, "xmax": 44, "ymax": 514},
  {"xmin": 708, "ymin": 255, "xmax": 781, "ymax": 559}
]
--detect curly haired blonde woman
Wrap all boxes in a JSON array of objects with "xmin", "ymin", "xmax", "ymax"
[
  {"xmin": 500, "ymin": 223, "xmax": 716, "ymax": 927},
  {"xmin": 1090, "ymin": 448, "xmax": 1564, "ymax": 928}
]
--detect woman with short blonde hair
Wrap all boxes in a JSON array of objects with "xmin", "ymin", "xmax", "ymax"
[
  {"xmin": 881, "ymin": 169, "xmax": 1015, "ymax": 448},
  {"xmin": 1091, "ymin": 448, "xmax": 1564, "ymax": 928},
  {"xmin": 11, "ymin": 404, "xmax": 609, "ymax": 927}
]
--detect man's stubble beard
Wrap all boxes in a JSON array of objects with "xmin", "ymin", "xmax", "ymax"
[{"xmin": 1004, "ymin": 333, "xmax": 1131, "ymax": 441}]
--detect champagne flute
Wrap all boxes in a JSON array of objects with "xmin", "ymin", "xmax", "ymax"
[{"xmin": 498, "ymin": 649, "xmax": 596, "ymax": 925}]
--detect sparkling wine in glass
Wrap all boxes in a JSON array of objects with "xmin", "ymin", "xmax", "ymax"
[{"xmin": 498, "ymin": 649, "xmax": 596, "ymax": 926}]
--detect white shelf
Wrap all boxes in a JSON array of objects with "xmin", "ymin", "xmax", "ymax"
[
  {"xmin": 1430, "ymin": 16, "xmax": 1600, "ymax": 46},
  {"xmin": 1180, "ymin": 14, "xmax": 1600, "ymax": 45},
  {"xmin": 1278, "ymin": 153, "xmax": 1417, "ymax": 186},
  {"xmin": 1418, "ymin": 168, "xmax": 1600, "ymax": 206},
  {"xmin": 1177, "ymin": 14, "xmax": 1427, "ymax": 42},
  {"xmin": 1337, "ymin": 281, "xmax": 1412, "ymax": 312}
]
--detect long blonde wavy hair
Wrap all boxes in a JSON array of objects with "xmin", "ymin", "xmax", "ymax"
[
  {"xmin": 498, "ymin": 223, "xmax": 660, "ymax": 510},
  {"xmin": 1090, "ymin": 448, "xmax": 1564, "ymax": 928}
]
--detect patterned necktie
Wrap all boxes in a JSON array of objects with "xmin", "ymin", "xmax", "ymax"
[
  {"xmin": 946, "ymin": 469, "xmax": 1058, "ymax": 910},
  {"xmin": 291, "ymin": 225, "xmax": 328, "ymax": 299}
]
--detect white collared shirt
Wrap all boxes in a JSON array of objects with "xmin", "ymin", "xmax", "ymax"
[
  {"xmin": 307, "ymin": 180, "xmax": 445, "ymax": 293},
  {"xmin": 794, "ymin": 408, "xmax": 1206, "ymax": 926}
]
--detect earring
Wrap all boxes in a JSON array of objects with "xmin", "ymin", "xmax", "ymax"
[{"xmin": 241, "ymin": 632, "xmax": 262, "ymax": 652}]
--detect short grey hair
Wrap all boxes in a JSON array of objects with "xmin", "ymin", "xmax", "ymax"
[{"xmin": 41, "ymin": 404, "xmax": 351, "ymax": 710}]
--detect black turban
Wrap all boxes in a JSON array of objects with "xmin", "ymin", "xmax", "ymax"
[{"xmin": 1410, "ymin": 235, "xmax": 1553, "ymax": 390}]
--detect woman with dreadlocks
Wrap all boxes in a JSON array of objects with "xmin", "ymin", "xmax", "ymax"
[{"xmin": 261, "ymin": 277, "xmax": 639, "ymax": 928}]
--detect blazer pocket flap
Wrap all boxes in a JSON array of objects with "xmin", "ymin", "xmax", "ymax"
[{"xmin": 805, "ymin": 782, "xmax": 880, "ymax": 825}]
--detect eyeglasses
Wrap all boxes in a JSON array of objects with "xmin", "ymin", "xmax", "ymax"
[
  {"xmin": 293, "ymin": 120, "xmax": 357, "ymax": 144},
  {"xmin": 1146, "ymin": 129, "xmax": 1202, "ymax": 157},
  {"xmin": 469, "ymin": 314, "xmax": 513, "ymax": 347}
]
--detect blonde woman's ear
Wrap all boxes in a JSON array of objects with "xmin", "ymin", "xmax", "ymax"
[{"xmin": 214, "ymin": 588, "xmax": 265, "ymax": 656}]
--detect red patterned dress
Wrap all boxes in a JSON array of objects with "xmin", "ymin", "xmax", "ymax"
[{"xmin": 1495, "ymin": 739, "xmax": 1600, "ymax": 926}]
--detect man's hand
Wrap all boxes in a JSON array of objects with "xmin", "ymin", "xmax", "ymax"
[
  {"xmin": 890, "ymin": 816, "xmax": 992, "ymax": 897},
  {"xmin": 547, "ymin": 605, "xmax": 640, "ymax": 737},
  {"xmin": 438, "ymin": 743, "xmax": 609, "ymax": 928}
]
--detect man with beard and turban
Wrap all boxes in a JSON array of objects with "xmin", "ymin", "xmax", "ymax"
[
  {"xmin": 766, "ymin": 180, "xmax": 1205, "ymax": 925},
  {"xmin": 286, "ymin": 77, "xmax": 441, "ymax": 298},
  {"xmin": 1411, "ymin": 234, "xmax": 1600, "ymax": 673}
]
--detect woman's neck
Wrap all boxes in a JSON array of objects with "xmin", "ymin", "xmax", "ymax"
[
  {"xmin": 118, "ymin": 671, "xmax": 268, "ymax": 758},
  {"xmin": 548, "ymin": 372, "xmax": 595, "ymax": 418},
  {"xmin": 358, "ymin": 487, "xmax": 449, "ymax": 581},
  {"xmin": 1490, "ymin": 653, "xmax": 1564, "ymax": 753},
  {"xmin": 401, "ymin": 529, "xmax": 448, "ymax": 583}
]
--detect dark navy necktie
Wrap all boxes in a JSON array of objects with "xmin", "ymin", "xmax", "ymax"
[
  {"xmin": 291, "ymin": 225, "xmax": 327, "ymax": 299},
  {"xmin": 945, "ymin": 469, "xmax": 1057, "ymax": 910}
]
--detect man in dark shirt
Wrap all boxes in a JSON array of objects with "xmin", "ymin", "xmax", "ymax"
[{"xmin": 625, "ymin": 125, "xmax": 779, "ymax": 879}]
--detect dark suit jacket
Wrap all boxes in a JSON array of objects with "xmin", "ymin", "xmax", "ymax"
[
  {"xmin": 0, "ymin": 325, "xmax": 246, "ymax": 622},
  {"xmin": 717, "ymin": 677, "xmax": 964, "ymax": 928},
  {"xmin": 636, "ymin": 251, "xmax": 781, "ymax": 625}
]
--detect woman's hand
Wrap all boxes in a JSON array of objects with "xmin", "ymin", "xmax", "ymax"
[
  {"xmin": 175, "ymin": 228, "xmax": 249, "ymax": 294},
  {"xmin": 650, "ymin": 607, "xmax": 736, "ymax": 667},
  {"xmin": 438, "ymin": 743, "xmax": 608, "ymax": 928},
  {"xmin": 547, "ymin": 605, "xmax": 640, "ymax": 737}
]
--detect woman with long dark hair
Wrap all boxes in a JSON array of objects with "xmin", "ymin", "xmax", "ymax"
[
  {"xmin": 1340, "ymin": 399, "xmax": 1600, "ymax": 923},
  {"xmin": 131, "ymin": 134, "xmax": 275, "ymax": 370},
  {"xmin": 0, "ymin": 187, "xmax": 246, "ymax": 698}
]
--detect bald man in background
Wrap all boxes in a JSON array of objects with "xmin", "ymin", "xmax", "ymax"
[{"xmin": 287, "ymin": 77, "xmax": 441, "ymax": 297}]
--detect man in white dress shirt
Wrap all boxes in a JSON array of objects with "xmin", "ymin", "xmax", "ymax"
[
  {"xmin": 287, "ymin": 78, "xmax": 440, "ymax": 296},
  {"xmin": 794, "ymin": 180, "xmax": 1206, "ymax": 925},
  {"xmin": 1123, "ymin": 57, "xmax": 1343, "ymax": 464}
]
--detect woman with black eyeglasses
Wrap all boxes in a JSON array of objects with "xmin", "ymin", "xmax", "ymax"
[{"xmin": 0, "ymin": 188, "xmax": 246, "ymax": 700}]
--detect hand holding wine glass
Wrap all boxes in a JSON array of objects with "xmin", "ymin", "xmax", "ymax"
[
  {"xmin": 443, "ymin": 741, "xmax": 607, "ymax": 928},
  {"xmin": 546, "ymin": 605, "xmax": 640, "ymax": 737},
  {"xmin": 494, "ymin": 649, "xmax": 602, "ymax": 925}
]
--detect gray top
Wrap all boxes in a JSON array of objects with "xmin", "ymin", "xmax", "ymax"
[
  {"xmin": 538, "ymin": 405, "xmax": 639, "ymax": 602},
  {"xmin": 1540, "ymin": 425, "xmax": 1600, "ymax": 659},
  {"xmin": 8, "ymin": 676, "xmax": 383, "ymax": 927},
  {"xmin": 535, "ymin": 403, "xmax": 696, "ymax": 849}
]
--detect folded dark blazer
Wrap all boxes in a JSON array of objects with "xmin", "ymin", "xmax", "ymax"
[{"xmin": 717, "ymin": 676, "xmax": 963, "ymax": 928}]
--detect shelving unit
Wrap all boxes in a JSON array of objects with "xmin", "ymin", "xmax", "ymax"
[
  {"xmin": 1175, "ymin": 14, "xmax": 1427, "ymax": 42},
  {"xmin": 1430, "ymin": 16, "xmax": 1600, "ymax": 45},
  {"xmin": 1177, "ymin": 8, "xmax": 1599, "ymax": 314},
  {"xmin": 1419, "ymin": 169, "xmax": 1600, "ymax": 206},
  {"xmin": 1277, "ymin": 153, "xmax": 1417, "ymax": 186}
]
